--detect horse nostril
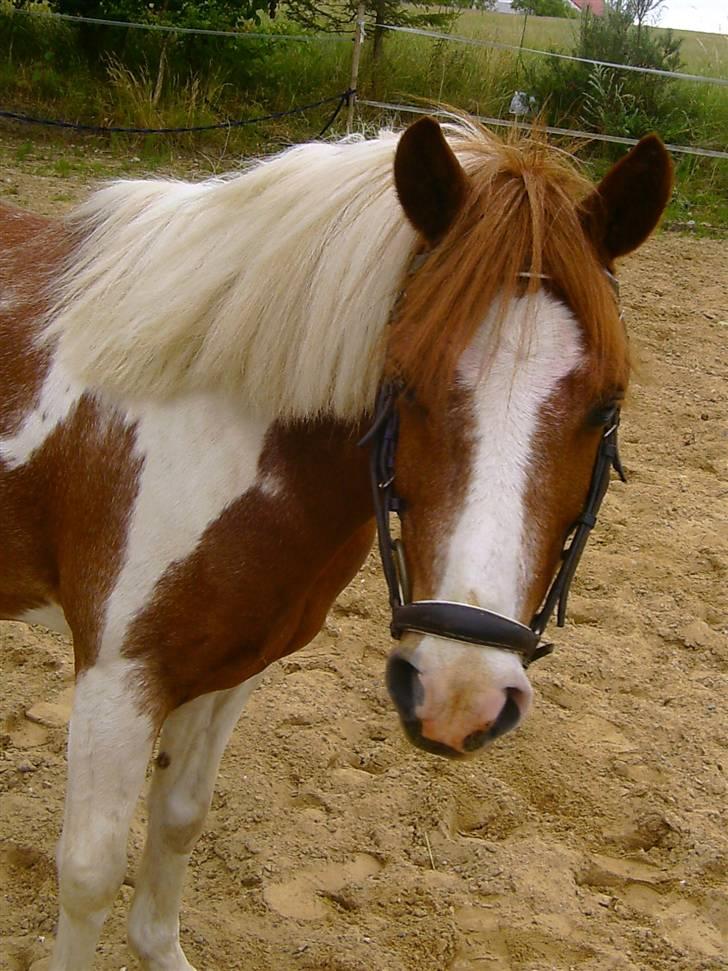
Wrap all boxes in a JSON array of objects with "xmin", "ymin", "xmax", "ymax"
[
  {"xmin": 489, "ymin": 688, "xmax": 522, "ymax": 740},
  {"xmin": 386, "ymin": 655, "xmax": 424, "ymax": 720},
  {"xmin": 462, "ymin": 688, "xmax": 522, "ymax": 751}
]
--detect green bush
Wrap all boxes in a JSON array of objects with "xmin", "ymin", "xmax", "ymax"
[{"xmin": 525, "ymin": 5, "xmax": 701, "ymax": 147}]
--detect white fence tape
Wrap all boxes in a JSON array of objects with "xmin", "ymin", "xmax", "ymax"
[
  {"xmin": 358, "ymin": 99, "xmax": 728, "ymax": 160},
  {"xmin": 378, "ymin": 24, "xmax": 728, "ymax": 87}
]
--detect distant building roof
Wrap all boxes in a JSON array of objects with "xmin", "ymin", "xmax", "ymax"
[{"xmin": 568, "ymin": 0, "xmax": 606, "ymax": 14}]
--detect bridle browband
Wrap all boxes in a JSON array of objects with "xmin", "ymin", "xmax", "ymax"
[{"xmin": 360, "ymin": 270, "xmax": 626, "ymax": 669}]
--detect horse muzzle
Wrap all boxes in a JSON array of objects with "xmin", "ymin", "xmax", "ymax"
[{"xmin": 386, "ymin": 637, "xmax": 533, "ymax": 757}]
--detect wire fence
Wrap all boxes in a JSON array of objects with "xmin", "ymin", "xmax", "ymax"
[{"xmin": 23, "ymin": 7, "xmax": 728, "ymax": 84}]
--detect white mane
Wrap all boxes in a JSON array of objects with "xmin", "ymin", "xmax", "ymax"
[{"xmin": 45, "ymin": 132, "xmax": 420, "ymax": 421}]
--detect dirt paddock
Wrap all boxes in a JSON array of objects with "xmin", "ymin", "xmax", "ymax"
[{"xmin": 0, "ymin": 153, "xmax": 726, "ymax": 971}]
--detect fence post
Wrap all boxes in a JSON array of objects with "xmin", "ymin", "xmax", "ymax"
[{"xmin": 347, "ymin": 2, "xmax": 366, "ymax": 134}]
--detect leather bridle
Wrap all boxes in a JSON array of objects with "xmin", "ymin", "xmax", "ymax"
[{"xmin": 360, "ymin": 271, "xmax": 626, "ymax": 668}]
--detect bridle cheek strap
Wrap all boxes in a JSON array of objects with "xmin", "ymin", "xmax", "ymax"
[
  {"xmin": 531, "ymin": 412, "xmax": 625, "ymax": 637},
  {"xmin": 360, "ymin": 382, "xmax": 625, "ymax": 669}
]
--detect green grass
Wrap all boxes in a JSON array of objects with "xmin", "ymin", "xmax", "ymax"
[
  {"xmin": 666, "ymin": 156, "xmax": 728, "ymax": 234},
  {"xmin": 1, "ymin": 8, "xmax": 725, "ymax": 140},
  {"xmin": 15, "ymin": 140, "xmax": 33, "ymax": 161}
]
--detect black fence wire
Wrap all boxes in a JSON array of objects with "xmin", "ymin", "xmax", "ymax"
[{"xmin": 0, "ymin": 90, "xmax": 354, "ymax": 139}]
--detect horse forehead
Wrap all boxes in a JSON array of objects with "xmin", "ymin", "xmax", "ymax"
[{"xmin": 456, "ymin": 290, "xmax": 585, "ymax": 398}]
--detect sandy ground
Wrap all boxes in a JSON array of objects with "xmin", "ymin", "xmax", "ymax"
[{"xmin": 0, "ymin": 139, "xmax": 727, "ymax": 971}]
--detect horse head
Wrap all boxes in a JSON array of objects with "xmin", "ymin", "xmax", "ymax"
[{"xmin": 376, "ymin": 118, "xmax": 672, "ymax": 757}]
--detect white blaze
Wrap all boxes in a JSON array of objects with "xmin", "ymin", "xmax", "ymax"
[
  {"xmin": 405, "ymin": 292, "xmax": 585, "ymax": 741},
  {"xmin": 441, "ymin": 290, "xmax": 584, "ymax": 618}
]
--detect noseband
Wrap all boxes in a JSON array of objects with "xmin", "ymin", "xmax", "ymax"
[{"xmin": 360, "ymin": 271, "xmax": 626, "ymax": 668}]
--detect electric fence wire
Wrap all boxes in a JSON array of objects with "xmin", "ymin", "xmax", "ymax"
[{"xmin": 358, "ymin": 99, "xmax": 728, "ymax": 160}]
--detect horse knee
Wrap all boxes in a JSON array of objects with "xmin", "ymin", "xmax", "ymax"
[
  {"xmin": 58, "ymin": 841, "xmax": 126, "ymax": 917},
  {"xmin": 159, "ymin": 792, "xmax": 209, "ymax": 854}
]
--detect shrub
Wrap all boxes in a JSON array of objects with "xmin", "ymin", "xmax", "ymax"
[{"xmin": 526, "ymin": 3, "xmax": 695, "ymax": 146}]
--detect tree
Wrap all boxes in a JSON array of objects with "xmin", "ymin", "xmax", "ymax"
[
  {"xmin": 626, "ymin": 0, "xmax": 667, "ymax": 44},
  {"xmin": 274, "ymin": 0, "xmax": 455, "ymax": 60},
  {"xmin": 44, "ymin": 1, "xmax": 273, "ymax": 95},
  {"xmin": 528, "ymin": 0, "xmax": 684, "ymax": 143},
  {"xmin": 54, "ymin": 1, "xmax": 270, "ymax": 28}
]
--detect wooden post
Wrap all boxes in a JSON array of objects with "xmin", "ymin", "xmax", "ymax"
[{"xmin": 347, "ymin": 2, "xmax": 366, "ymax": 134}]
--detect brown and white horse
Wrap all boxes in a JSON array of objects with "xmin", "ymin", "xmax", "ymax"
[{"xmin": 0, "ymin": 117, "xmax": 672, "ymax": 969}]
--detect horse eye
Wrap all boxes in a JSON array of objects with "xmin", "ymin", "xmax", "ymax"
[{"xmin": 588, "ymin": 401, "xmax": 620, "ymax": 427}]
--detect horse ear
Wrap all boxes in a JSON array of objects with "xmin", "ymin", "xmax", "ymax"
[
  {"xmin": 580, "ymin": 134, "xmax": 673, "ymax": 261},
  {"xmin": 394, "ymin": 117, "xmax": 469, "ymax": 243}
]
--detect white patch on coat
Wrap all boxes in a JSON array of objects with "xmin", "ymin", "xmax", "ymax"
[
  {"xmin": 99, "ymin": 393, "xmax": 272, "ymax": 660},
  {"xmin": 0, "ymin": 356, "xmax": 83, "ymax": 468}
]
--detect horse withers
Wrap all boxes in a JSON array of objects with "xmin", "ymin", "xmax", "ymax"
[{"xmin": 0, "ymin": 117, "xmax": 672, "ymax": 969}]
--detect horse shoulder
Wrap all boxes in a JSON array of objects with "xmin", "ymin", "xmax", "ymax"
[{"xmin": 115, "ymin": 417, "xmax": 374, "ymax": 714}]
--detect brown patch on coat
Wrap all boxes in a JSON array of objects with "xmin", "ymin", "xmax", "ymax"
[
  {"xmin": 521, "ymin": 371, "xmax": 620, "ymax": 624},
  {"xmin": 121, "ymin": 420, "xmax": 375, "ymax": 719},
  {"xmin": 45, "ymin": 399, "xmax": 141, "ymax": 668},
  {"xmin": 0, "ymin": 203, "xmax": 141, "ymax": 669},
  {"xmin": 0, "ymin": 395, "xmax": 141, "ymax": 670},
  {"xmin": 0, "ymin": 205, "xmax": 68, "ymax": 434},
  {"xmin": 0, "ymin": 205, "xmax": 68, "ymax": 618}
]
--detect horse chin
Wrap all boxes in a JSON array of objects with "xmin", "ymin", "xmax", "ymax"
[{"xmin": 398, "ymin": 718, "xmax": 473, "ymax": 759}]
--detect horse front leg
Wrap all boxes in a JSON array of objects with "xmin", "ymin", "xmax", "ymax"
[
  {"xmin": 127, "ymin": 675, "xmax": 262, "ymax": 971},
  {"xmin": 49, "ymin": 658, "xmax": 158, "ymax": 971}
]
